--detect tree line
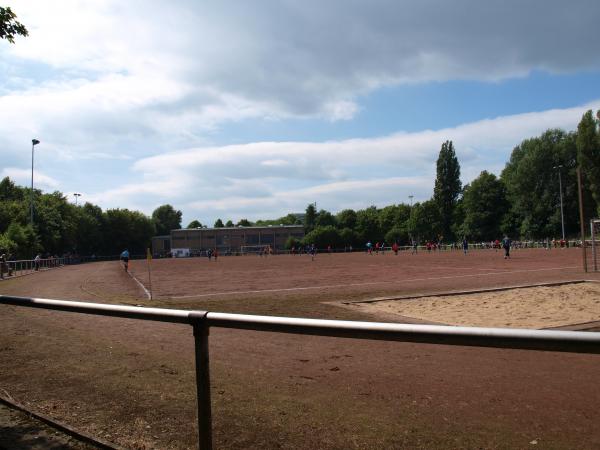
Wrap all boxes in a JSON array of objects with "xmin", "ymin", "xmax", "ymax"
[
  {"xmin": 1, "ymin": 110, "xmax": 599, "ymax": 258},
  {"xmin": 293, "ymin": 111, "xmax": 600, "ymax": 248}
]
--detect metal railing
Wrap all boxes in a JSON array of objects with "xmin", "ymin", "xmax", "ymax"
[
  {"xmin": 1, "ymin": 295, "xmax": 599, "ymax": 449},
  {"xmin": 1, "ymin": 257, "xmax": 72, "ymax": 279}
]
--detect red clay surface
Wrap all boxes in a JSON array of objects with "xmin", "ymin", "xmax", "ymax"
[{"xmin": 1, "ymin": 248, "xmax": 599, "ymax": 449}]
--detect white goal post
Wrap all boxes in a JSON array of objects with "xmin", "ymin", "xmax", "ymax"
[
  {"xmin": 591, "ymin": 219, "xmax": 600, "ymax": 272},
  {"xmin": 240, "ymin": 245, "xmax": 272, "ymax": 255}
]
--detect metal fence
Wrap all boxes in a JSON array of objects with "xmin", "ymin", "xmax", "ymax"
[
  {"xmin": 0, "ymin": 257, "xmax": 73, "ymax": 279},
  {"xmin": 1, "ymin": 295, "xmax": 599, "ymax": 449}
]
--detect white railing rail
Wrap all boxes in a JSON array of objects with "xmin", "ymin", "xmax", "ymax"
[{"xmin": 1, "ymin": 295, "xmax": 599, "ymax": 449}]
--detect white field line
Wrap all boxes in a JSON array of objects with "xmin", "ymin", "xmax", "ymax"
[
  {"xmin": 127, "ymin": 270, "xmax": 151, "ymax": 300},
  {"xmin": 163, "ymin": 265, "xmax": 580, "ymax": 300}
]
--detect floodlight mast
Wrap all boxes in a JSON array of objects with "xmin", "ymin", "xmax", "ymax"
[
  {"xmin": 30, "ymin": 139, "xmax": 40, "ymax": 225},
  {"xmin": 553, "ymin": 165, "xmax": 565, "ymax": 241}
]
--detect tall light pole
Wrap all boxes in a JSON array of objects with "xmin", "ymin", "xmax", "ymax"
[
  {"xmin": 74, "ymin": 193, "xmax": 81, "ymax": 205},
  {"xmin": 408, "ymin": 195, "xmax": 414, "ymax": 207},
  {"xmin": 30, "ymin": 139, "xmax": 40, "ymax": 225},
  {"xmin": 553, "ymin": 165, "xmax": 565, "ymax": 241}
]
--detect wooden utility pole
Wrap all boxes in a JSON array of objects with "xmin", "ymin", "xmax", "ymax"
[{"xmin": 577, "ymin": 168, "xmax": 587, "ymax": 272}]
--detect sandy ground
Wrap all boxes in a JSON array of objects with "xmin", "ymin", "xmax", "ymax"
[{"xmin": 357, "ymin": 282, "xmax": 600, "ymax": 329}]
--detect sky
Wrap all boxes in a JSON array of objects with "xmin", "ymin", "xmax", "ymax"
[{"xmin": 1, "ymin": 0, "xmax": 600, "ymax": 226}]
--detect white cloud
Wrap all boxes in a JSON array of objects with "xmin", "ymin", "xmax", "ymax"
[
  {"xmin": 1, "ymin": 1, "xmax": 599, "ymax": 224},
  {"xmin": 85, "ymin": 100, "xmax": 600, "ymax": 223},
  {"xmin": 1, "ymin": 167, "xmax": 60, "ymax": 189}
]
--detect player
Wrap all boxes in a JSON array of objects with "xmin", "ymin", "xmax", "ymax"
[
  {"xmin": 502, "ymin": 236, "xmax": 511, "ymax": 259},
  {"xmin": 120, "ymin": 249, "xmax": 130, "ymax": 271},
  {"xmin": 392, "ymin": 242, "xmax": 399, "ymax": 255},
  {"xmin": 462, "ymin": 238, "xmax": 468, "ymax": 255}
]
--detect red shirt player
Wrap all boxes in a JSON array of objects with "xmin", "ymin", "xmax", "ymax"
[{"xmin": 392, "ymin": 242, "xmax": 399, "ymax": 255}]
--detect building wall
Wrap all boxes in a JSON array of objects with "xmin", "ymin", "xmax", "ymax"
[
  {"xmin": 169, "ymin": 226, "xmax": 304, "ymax": 253},
  {"xmin": 151, "ymin": 235, "xmax": 171, "ymax": 256}
]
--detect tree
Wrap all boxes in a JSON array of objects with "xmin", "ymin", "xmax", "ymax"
[
  {"xmin": 336, "ymin": 209, "xmax": 357, "ymax": 229},
  {"xmin": 356, "ymin": 206, "xmax": 382, "ymax": 242},
  {"xmin": 5, "ymin": 222, "xmax": 39, "ymax": 258},
  {"xmin": 0, "ymin": 6, "xmax": 28, "ymax": 43},
  {"xmin": 502, "ymin": 129, "xmax": 589, "ymax": 238},
  {"xmin": 152, "ymin": 204, "xmax": 182, "ymax": 235},
  {"xmin": 284, "ymin": 236, "xmax": 302, "ymax": 250},
  {"xmin": 187, "ymin": 220, "xmax": 203, "ymax": 228},
  {"xmin": 406, "ymin": 201, "xmax": 442, "ymax": 243},
  {"xmin": 236, "ymin": 219, "xmax": 252, "ymax": 227},
  {"xmin": 302, "ymin": 226, "xmax": 342, "ymax": 248},
  {"xmin": 433, "ymin": 140, "xmax": 462, "ymax": 240},
  {"xmin": 225, "ymin": 220, "xmax": 234, "ymax": 227},
  {"xmin": 339, "ymin": 227, "xmax": 359, "ymax": 246},
  {"xmin": 576, "ymin": 110, "xmax": 600, "ymax": 214},
  {"xmin": 304, "ymin": 203, "xmax": 317, "ymax": 232},
  {"xmin": 385, "ymin": 227, "xmax": 409, "ymax": 245},
  {"xmin": 459, "ymin": 171, "xmax": 508, "ymax": 241},
  {"xmin": 214, "ymin": 218, "xmax": 224, "ymax": 228},
  {"xmin": 315, "ymin": 209, "xmax": 336, "ymax": 228}
]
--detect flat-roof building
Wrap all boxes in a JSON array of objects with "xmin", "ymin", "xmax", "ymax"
[{"xmin": 152, "ymin": 225, "xmax": 304, "ymax": 256}]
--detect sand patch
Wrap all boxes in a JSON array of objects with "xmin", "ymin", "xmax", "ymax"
[{"xmin": 357, "ymin": 282, "xmax": 600, "ymax": 329}]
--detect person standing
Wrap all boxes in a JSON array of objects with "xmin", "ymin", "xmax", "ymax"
[
  {"xmin": 462, "ymin": 238, "xmax": 468, "ymax": 255},
  {"xmin": 502, "ymin": 236, "xmax": 511, "ymax": 259}
]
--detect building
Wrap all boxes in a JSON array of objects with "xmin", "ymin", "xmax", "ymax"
[{"xmin": 152, "ymin": 225, "xmax": 305, "ymax": 256}]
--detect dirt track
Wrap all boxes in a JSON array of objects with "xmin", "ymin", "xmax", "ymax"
[{"xmin": 1, "ymin": 249, "xmax": 600, "ymax": 449}]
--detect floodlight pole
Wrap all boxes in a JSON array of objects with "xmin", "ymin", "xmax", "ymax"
[
  {"xmin": 74, "ymin": 193, "xmax": 81, "ymax": 206},
  {"xmin": 577, "ymin": 167, "xmax": 587, "ymax": 272},
  {"xmin": 30, "ymin": 139, "xmax": 40, "ymax": 225},
  {"xmin": 553, "ymin": 165, "xmax": 565, "ymax": 241},
  {"xmin": 409, "ymin": 195, "xmax": 413, "ymax": 207}
]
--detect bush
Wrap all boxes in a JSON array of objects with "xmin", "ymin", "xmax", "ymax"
[{"xmin": 302, "ymin": 226, "xmax": 342, "ymax": 249}]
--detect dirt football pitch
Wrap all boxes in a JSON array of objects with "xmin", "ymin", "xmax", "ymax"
[{"xmin": 1, "ymin": 248, "xmax": 600, "ymax": 449}]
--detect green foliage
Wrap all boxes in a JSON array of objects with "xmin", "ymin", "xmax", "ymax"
[
  {"xmin": 236, "ymin": 218, "xmax": 252, "ymax": 227},
  {"xmin": 225, "ymin": 220, "xmax": 234, "ymax": 227},
  {"xmin": 304, "ymin": 203, "xmax": 317, "ymax": 232},
  {"xmin": 187, "ymin": 220, "xmax": 203, "ymax": 228},
  {"xmin": 407, "ymin": 200, "xmax": 442, "ymax": 242},
  {"xmin": 5, "ymin": 223, "xmax": 40, "ymax": 258},
  {"xmin": 0, "ymin": 233, "xmax": 17, "ymax": 255},
  {"xmin": 459, "ymin": 171, "xmax": 508, "ymax": 241},
  {"xmin": 214, "ymin": 218, "xmax": 224, "ymax": 228},
  {"xmin": 315, "ymin": 209, "xmax": 336, "ymax": 228},
  {"xmin": 152, "ymin": 204, "xmax": 182, "ymax": 235},
  {"xmin": 336, "ymin": 209, "xmax": 357, "ymax": 229},
  {"xmin": 385, "ymin": 227, "xmax": 409, "ymax": 245},
  {"xmin": 284, "ymin": 236, "xmax": 302, "ymax": 250},
  {"xmin": 0, "ymin": 6, "xmax": 28, "ymax": 44},
  {"xmin": 302, "ymin": 226, "xmax": 342, "ymax": 248},
  {"xmin": 576, "ymin": 110, "xmax": 600, "ymax": 214},
  {"xmin": 339, "ymin": 227, "xmax": 359, "ymax": 246},
  {"xmin": 105, "ymin": 209, "xmax": 155, "ymax": 254},
  {"xmin": 255, "ymin": 213, "xmax": 301, "ymax": 226},
  {"xmin": 356, "ymin": 206, "xmax": 382, "ymax": 241},
  {"xmin": 433, "ymin": 140, "xmax": 461, "ymax": 240},
  {"xmin": 501, "ymin": 129, "xmax": 588, "ymax": 238}
]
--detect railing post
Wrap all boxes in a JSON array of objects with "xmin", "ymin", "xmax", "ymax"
[{"xmin": 190, "ymin": 311, "xmax": 212, "ymax": 450}]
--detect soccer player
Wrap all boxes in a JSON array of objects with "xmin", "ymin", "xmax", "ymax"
[
  {"xmin": 502, "ymin": 236, "xmax": 511, "ymax": 259},
  {"xmin": 392, "ymin": 242, "xmax": 399, "ymax": 255},
  {"xmin": 462, "ymin": 238, "xmax": 468, "ymax": 255},
  {"xmin": 120, "ymin": 249, "xmax": 130, "ymax": 271}
]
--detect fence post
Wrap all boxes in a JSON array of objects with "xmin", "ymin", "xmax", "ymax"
[{"xmin": 189, "ymin": 311, "xmax": 212, "ymax": 450}]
